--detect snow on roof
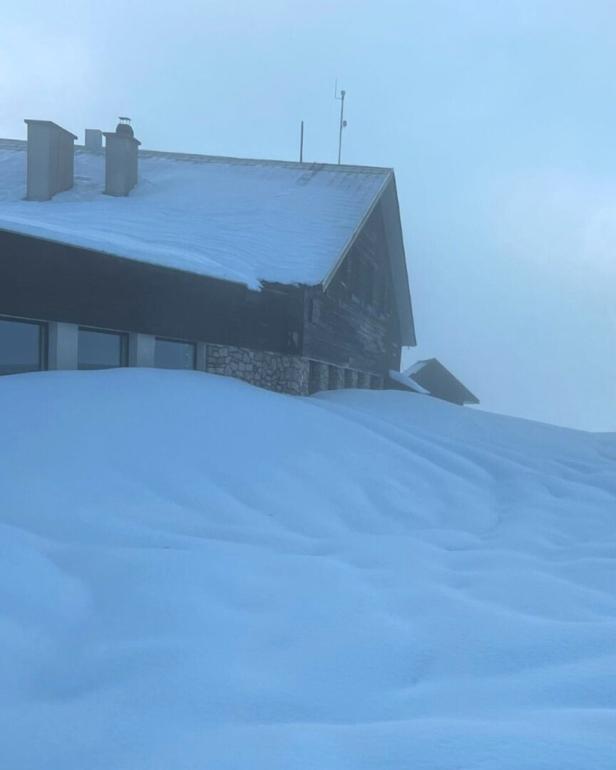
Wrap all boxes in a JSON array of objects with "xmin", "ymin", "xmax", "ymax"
[
  {"xmin": 0, "ymin": 140, "xmax": 391, "ymax": 289},
  {"xmin": 388, "ymin": 369, "xmax": 430, "ymax": 394},
  {"xmin": 403, "ymin": 360, "xmax": 429, "ymax": 378}
]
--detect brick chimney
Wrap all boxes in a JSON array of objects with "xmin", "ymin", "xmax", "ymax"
[
  {"xmin": 103, "ymin": 117, "xmax": 141, "ymax": 197},
  {"xmin": 24, "ymin": 120, "xmax": 77, "ymax": 201}
]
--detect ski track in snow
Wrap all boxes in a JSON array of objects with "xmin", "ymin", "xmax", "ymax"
[{"xmin": 0, "ymin": 369, "xmax": 614, "ymax": 769}]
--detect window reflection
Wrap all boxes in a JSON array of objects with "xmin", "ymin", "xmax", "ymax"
[
  {"xmin": 78, "ymin": 328, "xmax": 127, "ymax": 370},
  {"xmin": 154, "ymin": 338, "xmax": 196, "ymax": 370},
  {"xmin": 0, "ymin": 317, "xmax": 45, "ymax": 375}
]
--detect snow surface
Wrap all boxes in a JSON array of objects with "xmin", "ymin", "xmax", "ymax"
[
  {"xmin": 1, "ymin": 369, "xmax": 615, "ymax": 769},
  {"xmin": 0, "ymin": 141, "xmax": 389, "ymax": 288}
]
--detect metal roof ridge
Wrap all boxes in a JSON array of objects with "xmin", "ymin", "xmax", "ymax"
[
  {"xmin": 0, "ymin": 137, "xmax": 393, "ymax": 175},
  {"xmin": 137, "ymin": 148, "xmax": 393, "ymax": 174}
]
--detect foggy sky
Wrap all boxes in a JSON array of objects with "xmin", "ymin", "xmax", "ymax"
[{"xmin": 2, "ymin": 0, "xmax": 614, "ymax": 430}]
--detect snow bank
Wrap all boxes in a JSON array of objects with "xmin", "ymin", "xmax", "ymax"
[
  {"xmin": 0, "ymin": 142, "xmax": 389, "ymax": 288},
  {"xmin": 1, "ymin": 369, "xmax": 615, "ymax": 769}
]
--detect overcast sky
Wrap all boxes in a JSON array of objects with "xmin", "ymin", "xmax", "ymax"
[{"xmin": 1, "ymin": 0, "xmax": 614, "ymax": 430}]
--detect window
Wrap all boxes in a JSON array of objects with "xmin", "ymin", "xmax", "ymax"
[
  {"xmin": 339, "ymin": 259, "xmax": 352, "ymax": 297},
  {"xmin": 308, "ymin": 360, "xmax": 322, "ymax": 394},
  {"xmin": 351, "ymin": 257, "xmax": 377, "ymax": 307},
  {"xmin": 78, "ymin": 328, "xmax": 127, "ymax": 370},
  {"xmin": 154, "ymin": 338, "xmax": 196, "ymax": 370},
  {"xmin": 362, "ymin": 261, "xmax": 376, "ymax": 306},
  {"xmin": 377, "ymin": 276, "xmax": 388, "ymax": 315},
  {"xmin": 0, "ymin": 317, "xmax": 46, "ymax": 375},
  {"xmin": 351, "ymin": 256, "xmax": 361, "ymax": 299},
  {"xmin": 307, "ymin": 297, "xmax": 320, "ymax": 324}
]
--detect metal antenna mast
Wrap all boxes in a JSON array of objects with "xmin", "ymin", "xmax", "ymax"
[{"xmin": 335, "ymin": 82, "xmax": 347, "ymax": 164}]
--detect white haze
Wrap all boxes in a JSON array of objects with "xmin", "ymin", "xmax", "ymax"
[{"xmin": 1, "ymin": 0, "xmax": 615, "ymax": 430}]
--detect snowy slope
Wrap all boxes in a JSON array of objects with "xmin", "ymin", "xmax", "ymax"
[
  {"xmin": 1, "ymin": 369, "xmax": 615, "ymax": 770},
  {"xmin": 0, "ymin": 141, "xmax": 389, "ymax": 288}
]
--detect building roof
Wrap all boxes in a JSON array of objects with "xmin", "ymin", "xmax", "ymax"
[
  {"xmin": 388, "ymin": 359, "xmax": 478, "ymax": 404},
  {"xmin": 406, "ymin": 359, "xmax": 479, "ymax": 405},
  {"xmin": 0, "ymin": 137, "xmax": 416, "ymax": 345},
  {"xmin": 0, "ymin": 139, "xmax": 387, "ymax": 281}
]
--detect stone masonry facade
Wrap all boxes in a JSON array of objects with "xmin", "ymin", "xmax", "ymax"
[
  {"xmin": 205, "ymin": 343, "xmax": 382, "ymax": 396},
  {"xmin": 206, "ymin": 344, "xmax": 310, "ymax": 395}
]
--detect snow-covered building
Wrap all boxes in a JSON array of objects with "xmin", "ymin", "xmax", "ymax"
[{"xmin": 0, "ymin": 119, "xmax": 415, "ymax": 394}]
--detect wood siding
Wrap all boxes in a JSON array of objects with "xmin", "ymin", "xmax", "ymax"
[
  {"xmin": 0, "ymin": 229, "xmax": 302, "ymax": 354},
  {"xmin": 1, "ymin": 206, "xmax": 406, "ymax": 377},
  {"xmin": 301, "ymin": 202, "xmax": 402, "ymax": 374}
]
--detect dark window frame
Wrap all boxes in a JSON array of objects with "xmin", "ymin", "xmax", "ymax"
[
  {"xmin": 77, "ymin": 326, "xmax": 129, "ymax": 370},
  {"xmin": 350, "ymin": 257, "xmax": 378, "ymax": 309},
  {"xmin": 365, "ymin": 261, "xmax": 376, "ymax": 307},
  {"xmin": 338, "ymin": 258, "xmax": 352, "ymax": 298},
  {"xmin": 308, "ymin": 360, "xmax": 320, "ymax": 394},
  {"xmin": 350, "ymin": 256, "xmax": 362, "ymax": 303},
  {"xmin": 307, "ymin": 297, "xmax": 321, "ymax": 324},
  {"xmin": 0, "ymin": 314, "xmax": 47, "ymax": 375},
  {"xmin": 377, "ymin": 272, "xmax": 389, "ymax": 317},
  {"xmin": 154, "ymin": 336, "xmax": 197, "ymax": 370}
]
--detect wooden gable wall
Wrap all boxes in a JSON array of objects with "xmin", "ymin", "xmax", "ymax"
[{"xmin": 300, "ymin": 202, "xmax": 402, "ymax": 375}]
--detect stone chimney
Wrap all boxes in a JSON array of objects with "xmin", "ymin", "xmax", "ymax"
[
  {"xmin": 24, "ymin": 119, "xmax": 77, "ymax": 201},
  {"xmin": 84, "ymin": 129, "xmax": 103, "ymax": 152},
  {"xmin": 103, "ymin": 117, "xmax": 141, "ymax": 197}
]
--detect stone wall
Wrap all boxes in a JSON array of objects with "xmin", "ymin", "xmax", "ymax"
[
  {"xmin": 206, "ymin": 343, "xmax": 382, "ymax": 397},
  {"xmin": 206, "ymin": 344, "xmax": 310, "ymax": 395}
]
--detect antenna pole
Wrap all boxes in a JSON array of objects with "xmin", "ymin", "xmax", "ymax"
[
  {"xmin": 299, "ymin": 120, "xmax": 304, "ymax": 163},
  {"xmin": 335, "ymin": 85, "xmax": 347, "ymax": 164}
]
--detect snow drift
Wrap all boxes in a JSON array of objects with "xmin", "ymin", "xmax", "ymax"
[{"xmin": 1, "ymin": 369, "xmax": 615, "ymax": 769}]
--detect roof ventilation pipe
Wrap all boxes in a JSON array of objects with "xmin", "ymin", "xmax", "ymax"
[
  {"xmin": 24, "ymin": 119, "xmax": 77, "ymax": 201},
  {"xmin": 104, "ymin": 117, "xmax": 141, "ymax": 197}
]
